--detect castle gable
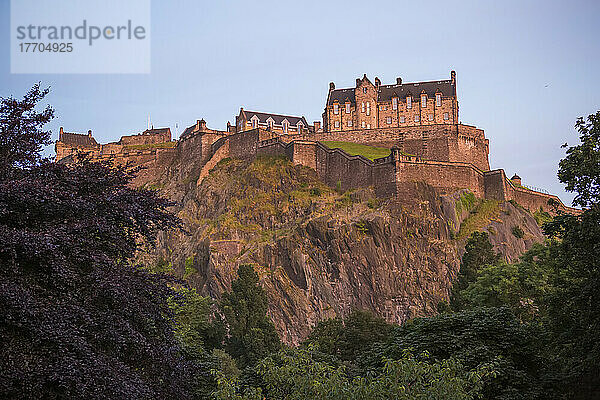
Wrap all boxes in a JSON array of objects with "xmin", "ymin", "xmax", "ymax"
[
  {"xmin": 60, "ymin": 131, "xmax": 98, "ymax": 147},
  {"xmin": 242, "ymin": 110, "xmax": 308, "ymax": 127}
]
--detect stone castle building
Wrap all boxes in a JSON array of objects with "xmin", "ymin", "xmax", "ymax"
[
  {"xmin": 54, "ymin": 71, "xmax": 578, "ymax": 216},
  {"xmin": 234, "ymin": 108, "xmax": 313, "ymax": 135},
  {"xmin": 324, "ymin": 71, "xmax": 458, "ymax": 132}
]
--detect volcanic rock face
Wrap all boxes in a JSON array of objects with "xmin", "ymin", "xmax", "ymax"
[{"xmin": 148, "ymin": 156, "xmax": 544, "ymax": 344}]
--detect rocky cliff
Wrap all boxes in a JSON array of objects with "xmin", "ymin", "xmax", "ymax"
[{"xmin": 144, "ymin": 155, "xmax": 545, "ymax": 344}]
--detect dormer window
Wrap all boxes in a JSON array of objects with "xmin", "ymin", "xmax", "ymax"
[
  {"xmin": 282, "ymin": 120, "xmax": 288, "ymax": 133},
  {"xmin": 267, "ymin": 118, "xmax": 274, "ymax": 130},
  {"xmin": 421, "ymin": 94, "xmax": 427, "ymax": 108},
  {"xmin": 297, "ymin": 122, "xmax": 303, "ymax": 132},
  {"xmin": 333, "ymin": 103, "xmax": 339, "ymax": 114},
  {"xmin": 436, "ymin": 93, "xmax": 442, "ymax": 107},
  {"xmin": 392, "ymin": 97, "xmax": 398, "ymax": 110},
  {"xmin": 345, "ymin": 103, "xmax": 351, "ymax": 114},
  {"xmin": 406, "ymin": 96, "xmax": 412, "ymax": 109},
  {"xmin": 251, "ymin": 116, "xmax": 258, "ymax": 128}
]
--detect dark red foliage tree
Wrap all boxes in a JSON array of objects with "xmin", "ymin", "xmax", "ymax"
[{"xmin": 0, "ymin": 86, "xmax": 193, "ymax": 399}]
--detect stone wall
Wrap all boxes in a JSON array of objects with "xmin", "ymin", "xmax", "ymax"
[
  {"xmin": 282, "ymin": 123, "xmax": 489, "ymax": 171},
  {"xmin": 120, "ymin": 130, "xmax": 171, "ymax": 146}
]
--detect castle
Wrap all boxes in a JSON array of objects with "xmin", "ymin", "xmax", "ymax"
[{"xmin": 54, "ymin": 71, "xmax": 578, "ymax": 216}]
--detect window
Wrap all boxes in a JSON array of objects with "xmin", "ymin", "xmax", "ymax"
[
  {"xmin": 361, "ymin": 102, "xmax": 365, "ymax": 113},
  {"xmin": 333, "ymin": 103, "xmax": 339, "ymax": 115},
  {"xmin": 346, "ymin": 103, "xmax": 351, "ymax": 114},
  {"xmin": 347, "ymin": 120, "xmax": 353, "ymax": 127},
  {"xmin": 366, "ymin": 124, "xmax": 371, "ymax": 129},
  {"xmin": 267, "ymin": 119, "xmax": 273, "ymax": 129},
  {"xmin": 400, "ymin": 116, "xmax": 405, "ymax": 123},
  {"xmin": 415, "ymin": 115, "xmax": 420, "ymax": 122},
  {"xmin": 421, "ymin": 94, "xmax": 427, "ymax": 108},
  {"xmin": 334, "ymin": 121, "xmax": 340, "ymax": 128},
  {"xmin": 428, "ymin": 114, "xmax": 434, "ymax": 121},
  {"xmin": 392, "ymin": 97, "xmax": 398, "ymax": 110},
  {"xmin": 436, "ymin": 93, "xmax": 442, "ymax": 106},
  {"xmin": 251, "ymin": 118, "xmax": 258, "ymax": 128},
  {"xmin": 363, "ymin": 87, "xmax": 367, "ymax": 94},
  {"xmin": 283, "ymin": 121, "xmax": 288, "ymax": 133},
  {"xmin": 443, "ymin": 112, "xmax": 449, "ymax": 120},
  {"xmin": 361, "ymin": 121, "xmax": 366, "ymax": 128},
  {"xmin": 386, "ymin": 117, "xmax": 392, "ymax": 124},
  {"xmin": 366, "ymin": 102, "xmax": 370, "ymax": 116},
  {"xmin": 406, "ymin": 96, "xmax": 412, "ymax": 109}
]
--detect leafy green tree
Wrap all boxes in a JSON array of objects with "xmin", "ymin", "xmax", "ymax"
[
  {"xmin": 213, "ymin": 346, "xmax": 487, "ymax": 400},
  {"xmin": 169, "ymin": 287, "xmax": 224, "ymax": 354},
  {"xmin": 304, "ymin": 309, "xmax": 392, "ymax": 362},
  {"xmin": 456, "ymin": 244, "xmax": 555, "ymax": 321},
  {"xmin": 557, "ymin": 111, "xmax": 600, "ymax": 208},
  {"xmin": 361, "ymin": 308, "xmax": 548, "ymax": 400},
  {"xmin": 534, "ymin": 111, "xmax": 600, "ymax": 398},
  {"xmin": 220, "ymin": 264, "xmax": 280, "ymax": 368},
  {"xmin": 451, "ymin": 231, "xmax": 501, "ymax": 310}
]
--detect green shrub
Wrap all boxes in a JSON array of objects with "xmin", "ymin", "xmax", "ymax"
[{"xmin": 512, "ymin": 225, "xmax": 525, "ymax": 238}]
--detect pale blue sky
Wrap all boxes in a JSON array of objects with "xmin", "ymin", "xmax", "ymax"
[{"xmin": 1, "ymin": 0, "xmax": 599, "ymax": 205}]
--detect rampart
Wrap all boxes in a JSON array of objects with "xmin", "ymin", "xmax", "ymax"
[
  {"xmin": 282, "ymin": 123, "xmax": 490, "ymax": 171},
  {"xmin": 195, "ymin": 128, "xmax": 575, "ymax": 215}
]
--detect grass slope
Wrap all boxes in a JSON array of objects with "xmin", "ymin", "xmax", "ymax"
[{"xmin": 321, "ymin": 141, "xmax": 391, "ymax": 161}]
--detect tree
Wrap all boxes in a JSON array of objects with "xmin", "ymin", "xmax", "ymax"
[
  {"xmin": 360, "ymin": 308, "xmax": 548, "ymax": 400},
  {"xmin": 304, "ymin": 309, "xmax": 392, "ymax": 362},
  {"xmin": 214, "ymin": 346, "xmax": 487, "ymax": 400},
  {"xmin": 220, "ymin": 264, "xmax": 280, "ymax": 368},
  {"xmin": 0, "ymin": 86, "xmax": 195, "ymax": 399},
  {"xmin": 557, "ymin": 111, "xmax": 600, "ymax": 208},
  {"xmin": 455, "ymin": 244, "xmax": 555, "ymax": 321},
  {"xmin": 451, "ymin": 231, "xmax": 500, "ymax": 310},
  {"xmin": 0, "ymin": 83, "xmax": 54, "ymax": 179}
]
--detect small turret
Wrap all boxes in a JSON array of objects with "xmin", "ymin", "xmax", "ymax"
[
  {"xmin": 329, "ymin": 82, "xmax": 335, "ymax": 91},
  {"xmin": 511, "ymin": 174, "xmax": 522, "ymax": 186},
  {"xmin": 375, "ymin": 77, "xmax": 381, "ymax": 87},
  {"xmin": 451, "ymin": 70, "xmax": 456, "ymax": 85},
  {"xmin": 87, "ymin": 129, "xmax": 92, "ymax": 137}
]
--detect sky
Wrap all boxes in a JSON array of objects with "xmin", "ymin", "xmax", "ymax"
[{"xmin": 1, "ymin": 0, "xmax": 599, "ymax": 205}]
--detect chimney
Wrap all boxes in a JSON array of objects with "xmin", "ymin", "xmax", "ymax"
[
  {"xmin": 356, "ymin": 78, "xmax": 361, "ymax": 87},
  {"xmin": 329, "ymin": 82, "xmax": 335, "ymax": 91},
  {"xmin": 396, "ymin": 77, "xmax": 402, "ymax": 85},
  {"xmin": 87, "ymin": 129, "xmax": 92, "ymax": 137},
  {"xmin": 59, "ymin": 126, "xmax": 64, "ymax": 141},
  {"xmin": 375, "ymin": 77, "xmax": 381, "ymax": 87},
  {"xmin": 314, "ymin": 121, "xmax": 321, "ymax": 132},
  {"xmin": 451, "ymin": 70, "xmax": 456, "ymax": 85}
]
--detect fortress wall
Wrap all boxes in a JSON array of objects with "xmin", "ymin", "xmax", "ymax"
[
  {"xmin": 395, "ymin": 160, "xmax": 485, "ymax": 198},
  {"xmin": 483, "ymin": 170, "xmax": 510, "ymax": 200},
  {"xmin": 120, "ymin": 131, "xmax": 171, "ymax": 146},
  {"xmin": 198, "ymin": 139, "xmax": 230, "ymax": 184},
  {"xmin": 177, "ymin": 131, "xmax": 205, "ymax": 163}
]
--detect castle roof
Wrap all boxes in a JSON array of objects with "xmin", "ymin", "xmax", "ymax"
[
  {"xmin": 142, "ymin": 127, "xmax": 170, "ymax": 135},
  {"xmin": 59, "ymin": 131, "xmax": 98, "ymax": 147},
  {"xmin": 241, "ymin": 110, "xmax": 309, "ymax": 126},
  {"xmin": 327, "ymin": 79, "xmax": 456, "ymax": 105}
]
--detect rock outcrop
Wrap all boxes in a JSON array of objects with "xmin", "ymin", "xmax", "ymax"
[{"xmin": 143, "ymin": 155, "xmax": 545, "ymax": 344}]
